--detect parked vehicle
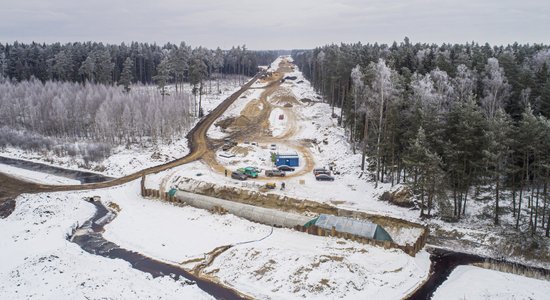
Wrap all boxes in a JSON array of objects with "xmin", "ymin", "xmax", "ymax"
[
  {"xmin": 265, "ymin": 169, "xmax": 286, "ymax": 177},
  {"xmin": 246, "ymin": 166, "xmax": 261, "ymax": 173},
  {"xmin": 237, "ymin": 167, "xmax": 259, "ymax": 178},
  {"xmin": 231, "ymin": 171, "xmax": 248, "ymax": 180},
  {"xmin": 313, "ymin": 168, "xmax": 330, "ymax": 176},
  {"xmin": 277, "ymin": 165, "xmax": 295, "ymax": 172},
  {"xmin": 270, "ymin": 144, "xmax": 277, "ymax": 151},
  {"xmin": 315, "ymin": 174, "xmax": 335, "ymax": 181}
]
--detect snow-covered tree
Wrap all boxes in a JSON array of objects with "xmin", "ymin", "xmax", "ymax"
[{"xmin": 482, "ymin": 58, "xmax": 510, "ymax": 119}]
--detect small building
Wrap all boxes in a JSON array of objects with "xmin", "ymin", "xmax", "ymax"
[{"xmin": 275, "ymin": 153, "xmax": 299, "ymax": 167}]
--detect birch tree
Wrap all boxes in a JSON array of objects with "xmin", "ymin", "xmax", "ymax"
[{"xmin": 482, "ymin": 58, "xmax": 510, "ymax": 119}]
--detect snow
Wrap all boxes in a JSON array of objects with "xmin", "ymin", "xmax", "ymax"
[
  {"xmin": 269, "ymin": 107, "xmax": 288, "ymax": 137},
  {"xmin": 93, "ymin": 181, "xmax": 431, "ymax": 299},
  {"xmin": 267, "ymin": 56, "xmax": 286, "ymax": 72},
  {"xmin": 103, "ymin": 181, "xmax": 271, "ymax": 264},
  {"xmin": 0, "ymin": 164, "xmax": 80, "ymax": 185},
  {"xmin": 432, "ymin": 265, "xmax": 550, "ymax": 300},
  {"xmin": 206, "ymin": 231, "xmax": 430, "ymax": 299},
  {"xmin": 0, "ymin": 191, "xmax": 210, "ymax": 299}
]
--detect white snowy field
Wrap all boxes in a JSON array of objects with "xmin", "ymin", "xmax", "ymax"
[
  {"xmin": 0, "ymin": 163, "xmax": 80, "ymax": 185},
  {"xmin": 97, "ymin": 180, "xmax": 431, "ymax": 299},
  {"xmin": 0, "ymin": 189, "xmax": 211, "ymax": 299},
  {"xmin": 432, "ymin": 265, "xmax": 550, "ymax": 300},
  {"xmin": 269, "ymin": 107, "xmax": 288, "ymax": 137}
]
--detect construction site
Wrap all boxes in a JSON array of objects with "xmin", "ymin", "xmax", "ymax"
[
  {"xmin": 140, "ymin": 57, "xmax": 428, "ymax": 253},
  {"xmin": 4, "ymin": 56, "xmax": 550, "ymax": 299}
]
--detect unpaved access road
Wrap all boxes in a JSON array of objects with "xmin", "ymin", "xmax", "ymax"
[
  {"xmin": 202, "ymin": 58, "xmax": 316, "ymax": 180},
  {"xmin": 0, "ymin": 72, "xmax": 264, "ymax": 198}
]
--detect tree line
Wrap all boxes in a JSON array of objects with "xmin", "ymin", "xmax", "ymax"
[
  {"xmin": 0, "ymin": 41, "xmax": 279, "ymax": 164},
  {"xmin": 0, "ymin": 41, "xmax": 279, "ymax": 87},
  {"xmin": 292, "ymin": 39, "xmax": 550, "ymax": 236}
]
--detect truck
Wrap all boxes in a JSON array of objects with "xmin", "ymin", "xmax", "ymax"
[{"xmin": 237, "ymin": 167, "xmax": 259, "ymax": 178}]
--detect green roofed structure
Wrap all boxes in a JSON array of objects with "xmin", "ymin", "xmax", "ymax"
[
  {"xmin": 168, "ymin": 188, "xmax": 178, "ymax": 197},
  {"xmin": 304, "ymin": 214, "xmax": 393, "ymax": 242}
]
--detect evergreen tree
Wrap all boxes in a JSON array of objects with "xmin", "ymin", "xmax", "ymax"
[
  {"xmin": 444, "ymin": 99, "xmax": 487, "ymax": 218},
  {"xmin": 119, "ymin": 57, "xmax": 134, "ymax": 93},
  {"xmin": 189, "ymin": 50, "xmax": 208, "ymax": 117},
  {"xmin": 404, "ymin": 127, "xmax": 445, "ymax": 217},
  {"xmin": 484, "ymin": 109, "xmax": 512, "ymax": 225},
  {"xmin": 152, "ymin": 57, "xmax": 171, "ymax": 100}
]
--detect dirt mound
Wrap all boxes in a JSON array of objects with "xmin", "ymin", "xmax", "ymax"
[
  {"xmin": 177, "ymin": 177, "xmax": 336, "ymax": 216},
  {"xmin": 270, "ymin": 87, "xmax": 302, "ymax": 106},
  {"xmin": 231, "ymin": 115, "xmax": 252, "ymax": 128},
  {"xmin": 214, "ymin": 117, "xmax": 236, "ymax": 129},
  {"xmin": 380, "ymin": 186, "xmax": 414, "ymax": 207},
  {"xmin": 240, "ymin": 99, "xmax": 264, "ymax": 119},
  {"xmin": 277, "ymin": 60, "xmax": 294, "ymax": 73}
]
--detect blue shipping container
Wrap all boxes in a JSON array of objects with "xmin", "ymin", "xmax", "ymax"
[{"xmin": 275, "ymin": 154, "xmax": 299, "ymax": 167}]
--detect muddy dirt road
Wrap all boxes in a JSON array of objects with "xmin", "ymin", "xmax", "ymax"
[
  {"xmin": 203, "ymin": 59, "xmax": 316, "ymax": 180},
  {"xmin": 0, "ymin": 72, "xmax": 264, "ymax": 199}
]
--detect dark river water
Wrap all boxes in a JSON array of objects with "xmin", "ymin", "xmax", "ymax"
[
  {"xmin": 0, "ymin": 156, "xmax": 114, "ymax": 183},
  {"xmin": 70, "ymin": 199, "xmax": 247, "ymax": 300}
]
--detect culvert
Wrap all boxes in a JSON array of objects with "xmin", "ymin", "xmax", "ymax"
[{"xmin": 175, "ymin": 191, "xmax": 311, "ymax": 228}]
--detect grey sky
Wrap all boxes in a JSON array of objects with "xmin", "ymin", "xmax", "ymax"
[{"xmin": 1, "ymin": 0, "xmax": 548, "ymax": 49}]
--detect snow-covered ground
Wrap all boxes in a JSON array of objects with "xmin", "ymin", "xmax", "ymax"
[
  {"xmin": 0, "ymin": 163, "xmax": 80, "ymax": 185},
  {"xmin": 269, "ymin": 108, "xmax": 288, "ymax": 137},
  {"xmin": 0, "ymin": 162, "xmax": 430, "ymax": 299},
  {"xmin": 96, "ymin": 180, "xmax": 431, "ymax": 299},
  {"xmin": 432, "ymin": 265, "xmax": 550, "ymax": 299},
  {"xmin": 0, "ymin": 189, "xmax": 211, "ymax": 299}
]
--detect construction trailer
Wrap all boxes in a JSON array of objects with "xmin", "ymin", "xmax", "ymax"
[{"xmin": 275, "ymin": 153, "xmax": 299, "ymax": 167}]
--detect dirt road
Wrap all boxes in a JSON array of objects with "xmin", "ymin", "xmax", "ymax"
[
  {"xmin": 203, "ymin": 58, "xmax": 316, "ymax": 180},
  {"xmin": 0, "ymin": 72, "xmax": 264, "ymax": 197}
]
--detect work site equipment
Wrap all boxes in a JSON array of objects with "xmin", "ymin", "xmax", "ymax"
[{"xmin": 265, "ymin": 182, "xmax": 276, "ymax": 189}]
